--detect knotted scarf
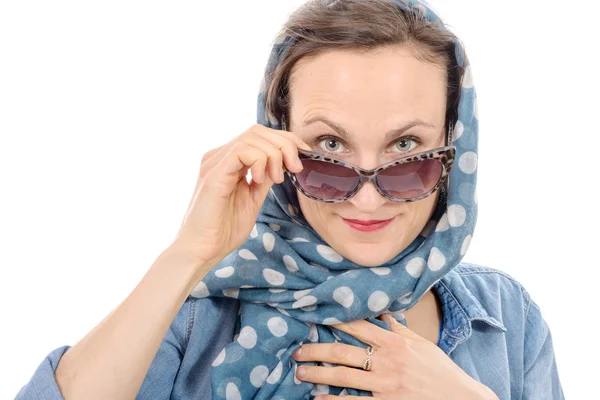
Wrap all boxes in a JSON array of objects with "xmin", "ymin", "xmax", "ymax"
[{"xmin": 191, "ymin": 0, "xmax": 479, "ymax": 398}]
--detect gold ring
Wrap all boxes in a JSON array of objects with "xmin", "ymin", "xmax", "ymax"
[{"xmin": 362, "ymin": 357, "xmax": 372, "ymax": 371}]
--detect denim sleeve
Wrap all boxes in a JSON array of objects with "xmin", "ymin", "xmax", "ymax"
[
  {"xmin": 14, "ymin": 296, "xmax": 194, "ymax": 400},
  {"xmin": 522, "ymin": 296, "xmax": 565, "ymax": 400}
]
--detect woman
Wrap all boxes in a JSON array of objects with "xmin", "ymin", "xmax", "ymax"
[{"xmin": 16, "ymin": 0, "xmax": 564, "ymax": 399}]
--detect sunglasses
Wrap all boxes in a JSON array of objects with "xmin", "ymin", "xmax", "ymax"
[{"xmin": 286, "ymin": 146, "xmax": 456, "ymax": 203}]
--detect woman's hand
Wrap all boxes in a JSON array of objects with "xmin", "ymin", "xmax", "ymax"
[
  {"xmin": 292, "ymin": 314, "xmax": 499, "ymax": 400},
  {"xmin": 172, "ymin": 124, "xmax": 310, "ymax": 268}
]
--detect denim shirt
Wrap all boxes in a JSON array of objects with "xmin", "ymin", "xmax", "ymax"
[{"xmin": 15, "ymin": 263, "xmax": 565, "ymax": 399}]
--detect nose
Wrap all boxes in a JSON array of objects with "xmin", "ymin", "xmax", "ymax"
[{"xmin": 347, "ymin": 181, "xmax": 387, "ymax": 213}]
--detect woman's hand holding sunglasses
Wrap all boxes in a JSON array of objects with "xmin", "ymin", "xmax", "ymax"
[{"xmin": 170, "ymin": 124, "xmax": 311, "ymax": 274}]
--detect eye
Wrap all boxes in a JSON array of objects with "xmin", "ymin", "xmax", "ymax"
[
  {"xmin": 393, "ymin": 137, "xmax": 420, "ymax": 153},
  {"xmin": 318, "ymin": 137, "xmax": 345, "ymax": 153}
]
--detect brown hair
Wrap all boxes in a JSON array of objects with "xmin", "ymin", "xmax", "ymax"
[{"xmin": 264, "ymin": 0, "xmax": 466, "ymax": 137}]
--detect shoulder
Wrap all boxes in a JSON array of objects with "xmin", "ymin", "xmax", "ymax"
[
  {"xmin": 452, "ymin": 261, "xmax": 533, "ymax": 314},
  {"xmin": 436, "ymin": 262, "xmax": 536, "ymax": 336}
]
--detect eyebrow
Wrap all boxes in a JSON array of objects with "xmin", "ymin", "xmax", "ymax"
[{"xmin": 302, "ymin": 115, "xmax": 437, "ymax": 141}]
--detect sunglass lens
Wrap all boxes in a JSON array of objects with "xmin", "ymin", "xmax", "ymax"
[
  {"xmin": 376, "ymin": 159, "xmax": 443, "ymax": 199},
  {"xmin": 295, "ymin": 159, "xmax": 360, "ymax": 200}
]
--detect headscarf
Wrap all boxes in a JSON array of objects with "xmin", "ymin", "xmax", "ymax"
[{"xmin": 191, "ymin": 0, "xmax": 479, "ymax": 398}]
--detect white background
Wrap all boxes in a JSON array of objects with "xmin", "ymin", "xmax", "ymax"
[{"xmin": 1, "ymin": 0, "xmax": 598, "ymax": 398}]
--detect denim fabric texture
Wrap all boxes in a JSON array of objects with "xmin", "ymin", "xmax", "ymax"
[{"xmin": 15, "ymin": 263, "xmax": 564, "ymax": 399}]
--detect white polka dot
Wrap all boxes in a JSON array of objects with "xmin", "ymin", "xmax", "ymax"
[
  {"xmin": 462, "ymin": 65, "xmax": 474, "ymax": 88},
  {"xmin": 269, "ymin": 288, "xmax": 286, "ymax": 293},
  {"xmin": 293, "ymin": 289, "xmax": 312, "ymax": 300},
  {"xmin": 266, "ymin": 361, "xmax": 283, "ymax": 384},
  {"xmin": 428, "ymin": 247, "xmax": 446, "ymax": 271},
  {"xmin": 406, "ymin": 257, "xmax": 427, "ymax": 278},
  {"xmin": 240, "ymin": 285, "xmax": 254, "ymax": 288},
  {"xmin": 293, "ymin": 296, "xmax": 317, "ymax": 309},
  {"xmin": 368, "ymin": 291, "xmax": 389, "ymax": 312},
  {"xmin": 311, "ymin": 383, "xmax": 329, "ymax": 396},
  {"xmin": 267, "ymin": 302, "xmax": 278, "ymax": 307},
  {"xmin": 333, "ymin": 286, "xmax": 355, "ymax": 308},
  {"xmin": 458, "ymin": 152, "xmax": 478, "ymax": 174},
  {"xmin": 474, "ymin": 99, "xmax": 479, "ymax": 119},
  {"xmin": 339, "ymin": 388, "xmax": 349, "ymax": 396},
  {"xmin": 222, "ymin": 288, "xmax": 239, "ymax": 299},
  {"xmin": 290, "ymin": 237, "xmax": 309, "ymax": 243},
  {"xmin": 238, "ymin": 326, "xmax": 257, "ymax": 349},
  {"xmin": 370, "ymin": 267, "xmax": 391, "ymax": 275},
  {"xmin": 307, "ymin": 323, "xmax": 319, "ymax": 341},
  {"xmin": 212, "ymin": 348, "xmax": 226, "ymax": 366},
  {"xmin": 262, "ymin": 232, "xmax": 275, "ymax": 252},
  {"xmin": 215, "ymin": 266, "xmax": 234, "ymax": 278},
  {"xmin": 239, "ymin": 249, "xmax": 257, "ymax": 260},
  {"xmin": 250, "ymin": 365, "xmax": 269, "ymax": 388},
  {"xmin": 316, "ymin": 245, "xmax": 343, "ymax": 262},
  {"xmin": 454, "ymin": 120, "xmax": 464, "ymax": 141},
  {"xmin": 191, "ymin": 281, "xmax": 209, "ymax": 298},
  {"xmin": 461, "ymin": 235, "xmax": 472, "ymax": 256},
  {"xmin": 309, "ymin": 262, "xmax": 329, "ymax": 271},
  {"xmin": 294, "ymin": 365, "xmax": 302, "ymax": 384},
  {"xmin": 435, "ymin": 213, "xmax": 449, "ymax": 232},
  {"xmin": 276, "ymin": 348, "xmax": 286, "ymax": 359},
  {"xmin": 301, "ymin": 305, "xmax": 317, "ymax": 312},
  {"xmin": 399, "ymin": 291, "xmax": 412, "ymax": 304},
  {"xmin": 288, "ymin": 204, "xmax": 298, "ymax": 217},
  {"xmin": 448, "ymin": 204, "xmax": 467, "ymax": 227},
  {"xmin": 250, "ymin": 224, "xmax": 258, "ymax": 238},
  {"xmin": 283, "ymin": 255, "xmax": 299, "ymax": 272},
  {"xmin": 474, "ymin": 190, "xmax": 478, "ymax": 204},
  {"xmin": 390, "ymin": 310, "xmax": 406, "ymax": 321},
  {"xmin": 226, "ymin": 382, "xmax": 241, "ymax": 400},
  {"xmin": 277, "ymin": 307, "xmax": 290, "ymax": 317},
  {"xmin": 269, "ymin": 223, "xmax": 281, "ymax": 231},
  {"xmin": 263, "ymin": 269, "xmax": 285, "ymax": 285},
  {"xmin": 268, "ymin": 317, "xmax": 288, "ymax": 337},
  {"xmin": 323, "ymin": 317, "xmax": 342, "ymax": 325}
]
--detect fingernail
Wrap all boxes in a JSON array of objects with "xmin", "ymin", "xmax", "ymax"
[
  {"xmin": 297, "ymin": 366, "xmax": 306, "ymax": 378},
  {"xmin": 292, "ymin": 348, "xmax": 302, "ymax": 358}
]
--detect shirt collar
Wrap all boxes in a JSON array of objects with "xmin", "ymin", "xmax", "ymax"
[{"xmin": 433, "ymin": 267, "xmax": 507, "ymax": 343}]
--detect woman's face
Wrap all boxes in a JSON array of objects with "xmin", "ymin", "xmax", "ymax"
[{"xmin": 287, "ymin": 45, "xmax": 448, "ymax": 267}]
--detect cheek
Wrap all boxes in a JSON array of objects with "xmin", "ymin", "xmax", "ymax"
[{"xmin": 297, "ymin": 191, "xmax": 333, "ymax": 222}]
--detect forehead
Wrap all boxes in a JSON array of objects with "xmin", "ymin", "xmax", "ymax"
[{"xmin": 288, "ymin": 45, "xmax": 447, "ymax": 128}]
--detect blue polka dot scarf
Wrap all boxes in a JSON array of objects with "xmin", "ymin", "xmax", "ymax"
[{"xmin": 190, "ymin": 0, "xmax": 478, "ymax": 398}]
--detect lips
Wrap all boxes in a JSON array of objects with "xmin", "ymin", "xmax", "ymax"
[
  {"xmin": 343, "ymin": 218, "xmax": 393, "ymax": 225},
  {"xmin": 341, "ymin": 217, "xmax": 395, "ymax": 232}
]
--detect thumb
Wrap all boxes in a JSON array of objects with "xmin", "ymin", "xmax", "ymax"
[{"xmin": 250, "ymin": 175, "xmax": 275, "ymax": 206}]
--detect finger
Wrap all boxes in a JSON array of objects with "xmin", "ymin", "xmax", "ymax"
[
  {"xmin": 199, "ymin": 140, "xmax": 236, "ymax": 180},
  {"xmin": 208, "ymin": 142, "xmax": 267, "ymax": 187},
  {"xmin": 332, "ymin": 320, "xmax": 394, "ymax": 348},
  {"xmin": 248, "ymin": 173, "xmax": 275, "ymax": 206},
  {"xmin": 240, "ymin": 135, "xmax": 287, "ymax": 183},
  {"xmin": 254, "ymin": 123, "xmax": 312, "ymax": 151},
  {"xmin": 252, "ymin": 130, "xmax": 305, "ymax": 174},
  {"xmin": 296, "ymin": 365, "xmax": 383, "ymax": 392},
  {"xmin": 292, "ymin": 342, "xmax": 370, "ymax": 369},
  {"xmin": 314, "ymin": 396, "xmax": 372, "ymax": 400},
  {"xmin": 379, "ymin": 313, "xmax": 427, "ymax": 343}
]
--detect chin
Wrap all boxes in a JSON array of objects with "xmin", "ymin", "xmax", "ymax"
[{"xmin": 333, "ymin": 241, "xmax": 401, "ymax": 267}]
